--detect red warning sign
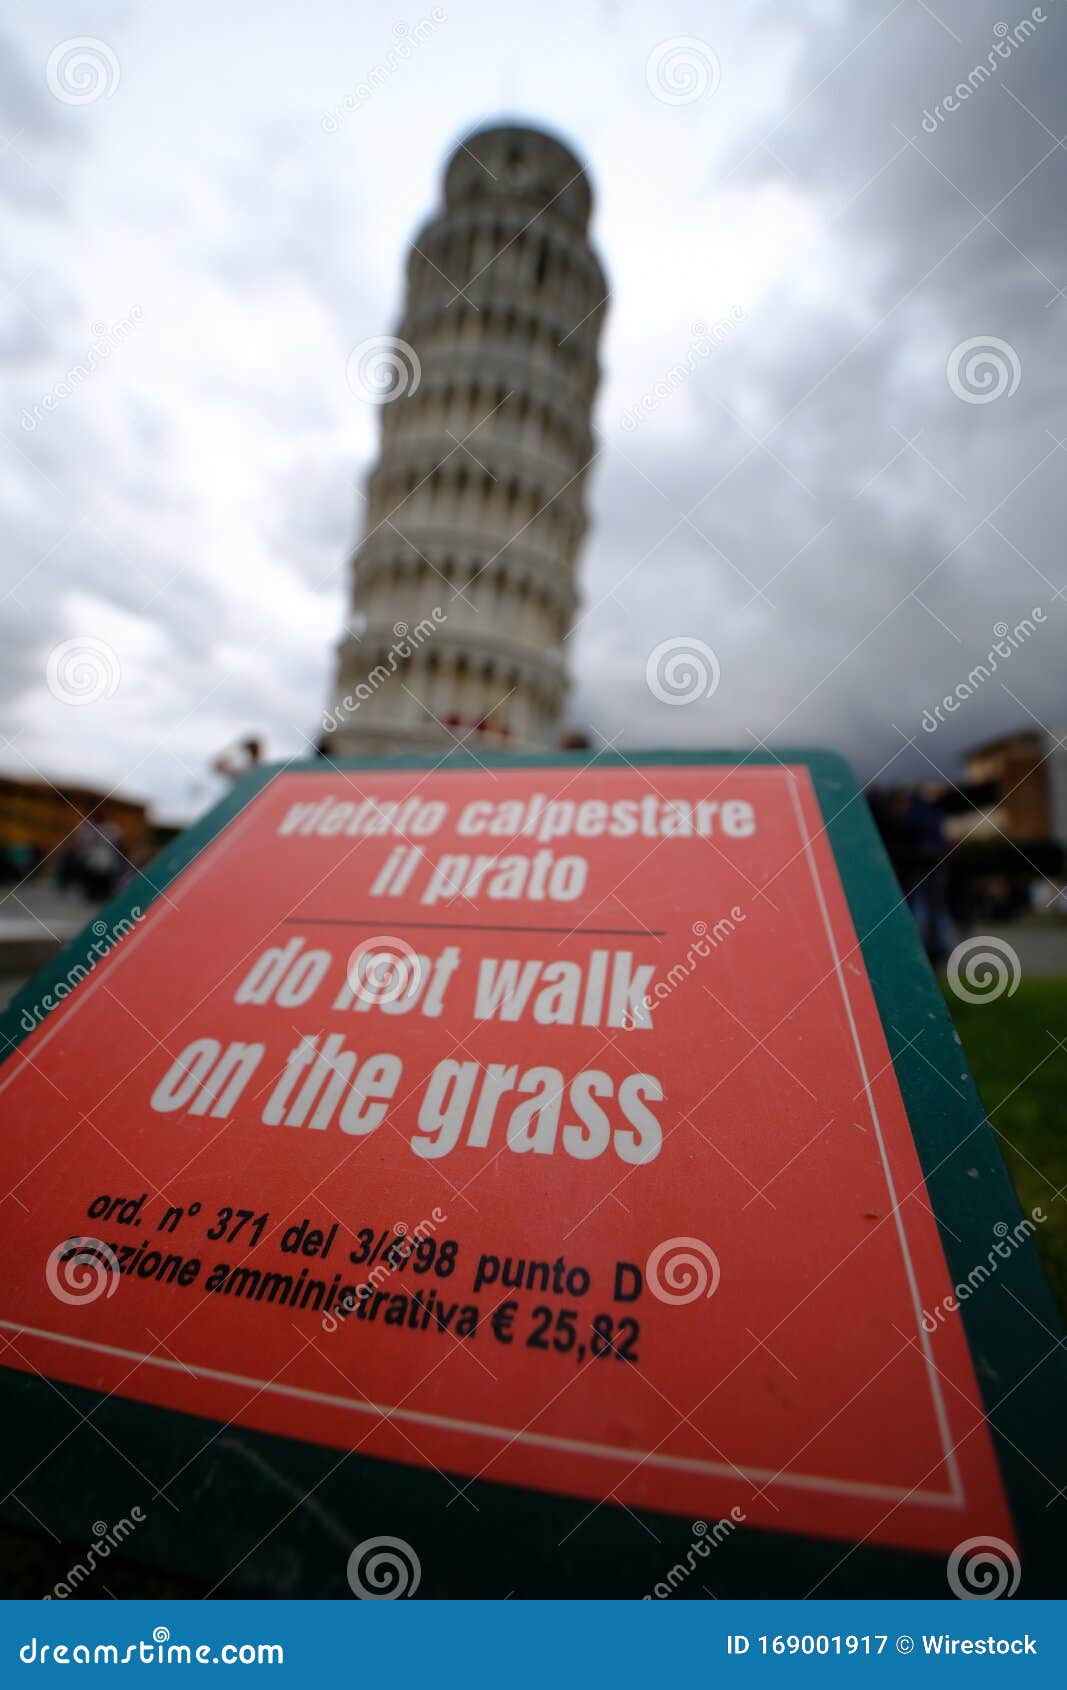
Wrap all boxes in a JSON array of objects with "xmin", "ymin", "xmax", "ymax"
[{"xmin": 0, "ymin": 764, "xmax": 1013, "ymax": 1552}]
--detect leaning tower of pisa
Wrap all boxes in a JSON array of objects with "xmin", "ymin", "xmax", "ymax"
[{"xmin": 324, "ymin": 124, "xmax": 607, "ymax": 757}]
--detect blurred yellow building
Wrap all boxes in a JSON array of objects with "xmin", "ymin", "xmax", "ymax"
[{"xmin": 0, "ymin": 775, "xmax": 154, "ymax": 857}]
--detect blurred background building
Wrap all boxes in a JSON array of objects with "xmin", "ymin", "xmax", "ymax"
[
  {"xmin": 323, "ymin": 124, "xmax": 607, "ymax": 757},
  {"xmin": 0, "ymin": 775, "xmax": 153, "ymax": 868},
  {"xmin": 961, "ymin": 727, "xmax": 1067, "ymax": 847},
  {"xmin": 869, "ymin": 725, "xmax": 1067, "ymax": 937}
]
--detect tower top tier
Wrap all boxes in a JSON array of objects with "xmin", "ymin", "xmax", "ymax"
[{"xmin": 443, "ymin": 124, "xmax": 593, "ymax": 234}]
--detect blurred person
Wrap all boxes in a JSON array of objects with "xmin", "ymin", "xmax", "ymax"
[
  {"xmin": 56, "ymin": 819, "xmax": 96, "ymax": 898},
  {"xmin": 80, "ymin": 821, "xmax": 126, "ymax": 903},
  {"xmin": 0, "ymin": 839, "xmax": 38, "ymax": 886},
  {"xmin": 213, "ymin": 736, "xmax": 263, "ymax": 784},
  {"xmin": 876, "ymin": 787, "xmax": 955, "ymax": 968}
]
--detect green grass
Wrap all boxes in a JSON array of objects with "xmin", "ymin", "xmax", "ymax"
[{"xmin": 945, "ymin": 977, "xmax": 1067, "ymax": 1323}]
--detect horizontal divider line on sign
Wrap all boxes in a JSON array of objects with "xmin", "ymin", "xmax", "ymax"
[{"xmin": 282, "ymin": 917, "xmax": 666, "ymax": 937}]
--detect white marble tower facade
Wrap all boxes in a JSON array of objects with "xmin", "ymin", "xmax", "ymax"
[{"xmin": 325, "ymin": 124, "xmax": 606, "ymax": 756}]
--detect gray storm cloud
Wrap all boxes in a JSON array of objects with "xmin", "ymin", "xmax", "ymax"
[{"xmin": 1, "ymin": 0, "xmax": 1063, "ymax": 816}]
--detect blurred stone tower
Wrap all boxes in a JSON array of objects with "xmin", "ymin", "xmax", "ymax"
[{"xmin": 324, "ymin": 124, "xmax": 606, "ymax": 756}]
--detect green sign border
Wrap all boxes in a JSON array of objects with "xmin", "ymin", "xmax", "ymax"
[{"xmin": 1, "ymin": 748, "xmax": 1063, "ymax": 1598}]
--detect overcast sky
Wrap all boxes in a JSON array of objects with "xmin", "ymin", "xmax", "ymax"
[{"xmin": 2, "ymin": 0, "xmax": 1064, "ymax": 821}]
